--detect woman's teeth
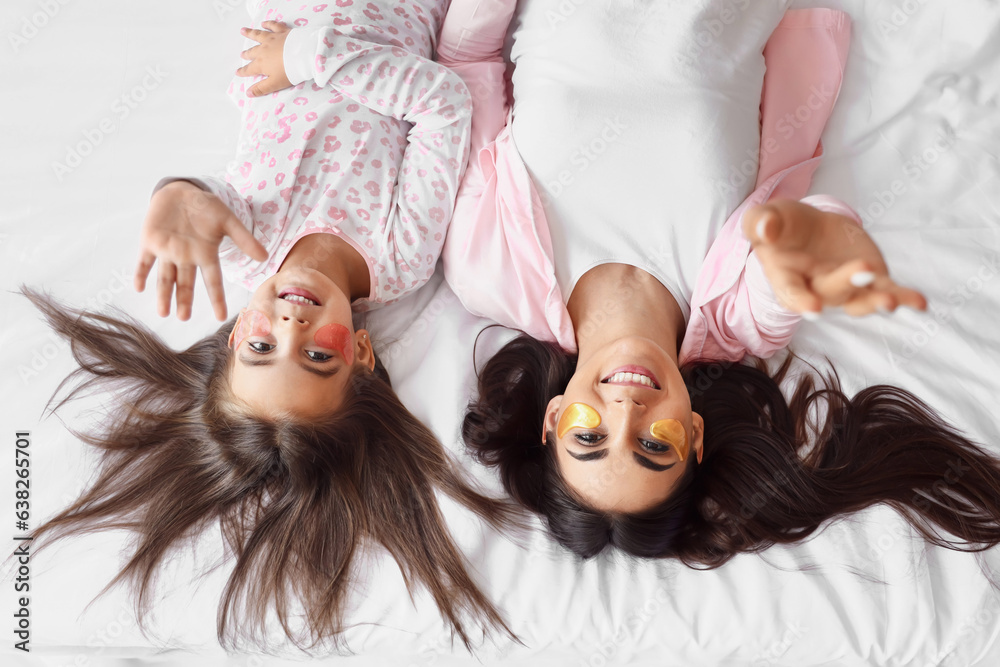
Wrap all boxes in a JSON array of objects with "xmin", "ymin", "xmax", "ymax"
[
  {"xmin": 605, "ymin": 371, "xmax": 657, "ymax": 388},
  {"xmin": 280, "ymin": 294, "xmax": 317, "ymax": 305}
]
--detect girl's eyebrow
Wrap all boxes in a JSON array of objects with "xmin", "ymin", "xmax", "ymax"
[{"xmin": 237, "ymin": 354, "xmax": 339, "ymax": 379}]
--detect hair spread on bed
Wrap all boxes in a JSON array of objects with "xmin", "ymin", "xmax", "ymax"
[
  {"xmin": 21, "ymin": 288, "xmax": 522, "ymax": 653},
  {"xmin": 465, "ymin": 333, "xmax": 1000, "ymax": 564}
]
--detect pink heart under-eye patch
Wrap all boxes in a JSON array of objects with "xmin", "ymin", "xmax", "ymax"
[
  {"xmin": 314, "ymin": 323, "xmax": 353, "ymax": 365},
  {"xmin": 228, "ymin": 309, "xmax": 272, "ymax": 351}
]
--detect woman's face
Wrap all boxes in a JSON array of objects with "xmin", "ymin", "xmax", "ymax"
[
  {"xmin": 228, "ymin": 265, "xmax": 374, "ymax": 418},
  {"xmin": 542, "ymin": 336, "xmax": 704, "ymax": 513}
]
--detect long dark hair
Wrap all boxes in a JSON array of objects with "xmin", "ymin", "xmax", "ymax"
[
  {"xmin": 465, "ymin": 333, "xmax": 1000, "ymax": 565},
  {"xmin": 22, "ymin": 288, "xmax": 521, "ymax": 652}
]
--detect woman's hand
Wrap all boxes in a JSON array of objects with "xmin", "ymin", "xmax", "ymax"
[
  {"xmin": 236, "ymin": 20, "xmax": 292, "ymax": 97},
  {"xmin": 742, "ymin": 199, "xmax": 927, "ymax": 318},
  {"xmin": 134, "ymin": 181, "xmax": 268, "ymax": 321}
]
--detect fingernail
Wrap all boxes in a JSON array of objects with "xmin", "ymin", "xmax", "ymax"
[
  {"xmin": 756, "ymin": 218, "xmax": 769, "ymax": 241},
  {"xmin": 801, "ymin": 311, "xmax": 820, "ymax": 322},
  {"xmin": 850, "ymin": 271, "xmax": 876, "ymax": 288}
]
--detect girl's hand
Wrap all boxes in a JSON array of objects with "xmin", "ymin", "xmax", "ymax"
[
  {"xmin": 742, "ymin": 199, "xmax": 928, "ymax": 318},
  {"xmin": 236, "ymin": 21, "xmax": 292, "ymax": 97},
  {"xmin": 134, "ymin": 181, "xmax": 268, "ymax": 321}
]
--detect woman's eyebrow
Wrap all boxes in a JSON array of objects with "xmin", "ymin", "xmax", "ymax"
[
  {"xmin": 633, "ymin": 452, "xmax": 675, "ymax": 472},
  {"xmin": 566, "ymin": 448, "xmax": 608, "ymax": 462}
]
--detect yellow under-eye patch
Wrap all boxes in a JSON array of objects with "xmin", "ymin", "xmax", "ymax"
[
  {"xmin": 649, "ymin": 419, "xmax": 689, "ymax": 461},
  {"xmin": 557, "ymin": 403, "xmax": 602, "ymax": 439}
]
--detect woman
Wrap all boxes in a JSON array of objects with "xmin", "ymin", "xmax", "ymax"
[
  {"xmin": 439, "ymin": 0, "xmax": 1000, "ymax": 562},
  {"xmin": 25, "ymin": 0, "xmax": 519, "ymax": 652}
]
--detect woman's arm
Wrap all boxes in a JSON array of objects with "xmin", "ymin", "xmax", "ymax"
[
  {"xmin": 741, "ymin": 197, "xmax": 927, "ymax": 317},
  {"xmin": 436, "ymin": 1, "xmax": 577, "ymax": 348}
]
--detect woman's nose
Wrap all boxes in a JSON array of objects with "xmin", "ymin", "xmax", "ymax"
[{"xmin": 281, "ymin": 315, "xmax": 309, "ymax": 325}]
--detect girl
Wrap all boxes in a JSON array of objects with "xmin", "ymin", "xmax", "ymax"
[
  {"xmin": 26, "ymin": 0, "xmax": 519, "ymax": 652},
  {"xmin": 440, "ymin": 0, "xmax": 1000, "ymax": 562}
]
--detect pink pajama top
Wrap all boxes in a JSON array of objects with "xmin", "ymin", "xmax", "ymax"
[
  {"xmin": 162, "ymin": 0, "xmax": 469, "ymax": 308},
  {"xmin": 438, "ymin": 7, "xmax": 858, "ymax": 363}
]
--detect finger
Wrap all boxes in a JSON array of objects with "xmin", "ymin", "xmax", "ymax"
[
  {"xmin": 240, "ymin": 26, "xmax": 270, "ymax": 42},
  {"xmin": 236, "ymin": 61, "xmax": 261, "ymax": 78},
  {"xmin": 742, "ymin": 199, "xmax": 819, "ymax": 251},
  {"xmin": 135, "ymin": 251, "xmax": 156, "ymax": 292},
  {"xmin": 175, "ymin": 264, "xmax": 197, "ymax": 321},
  {"xmin": 248, "ymin": 79, "xmax": 270, "ymax": 98},
  {"xmin": 891, "ymin": 285, "xmax": 928, "ymax": 312},
  {"xmin": 742, "ymin": 204, "xmax": 782, "ymax": 246},
  {"xmin": 156, "ymin": 262, "xmax": 178, "ymax": 318},
  {"xmin": 201, "ymin": 261, "xmax": 229, "ymax": 321},
  {"xmin": 225, "ymin": 216, "xmax": 270, "ymax": 261},
  {"xmin": 810, "ymin": 259, "xmax": 875, "ymax": 306},
  {"xmin": 261, "ymin": 20, "xmax": 289, "ymax": 32},
  {"xmin": 769, "ymin": 270, "xmax": 823, "ymax": 318},
  {"xmin": 239, "ymin": 44, "xmax": 259, "ymax": 61},
  {"xmin": 842, "ymin": 289, "xmax": 898, "ymax": 317}
]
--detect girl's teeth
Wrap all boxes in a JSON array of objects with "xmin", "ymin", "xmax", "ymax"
[{"xmin": 282, "ymin": 295, "xmax": 316, "ymax": 305}]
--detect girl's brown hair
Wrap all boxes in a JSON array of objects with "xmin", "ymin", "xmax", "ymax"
[
  {"xmin": 23, "ymin": 288, "xmax": 521, "ymax": 652},
  {"xmin": 465, "ymin": 333, "xmax": 1000, "ymax": 564}
]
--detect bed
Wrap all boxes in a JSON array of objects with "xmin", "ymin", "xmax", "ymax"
[{"xmin": 2, "ymin": 0, "xmax": 999, "ymax": 665}]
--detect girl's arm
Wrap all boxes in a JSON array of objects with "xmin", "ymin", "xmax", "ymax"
[{"xmin": 134, "ymin": 180, "xmax": 268, "ymax": 322}]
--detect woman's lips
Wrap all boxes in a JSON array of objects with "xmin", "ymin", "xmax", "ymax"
[{"xmin": 602, "ymin": 365, "xmax": 661, "ymax": 389}]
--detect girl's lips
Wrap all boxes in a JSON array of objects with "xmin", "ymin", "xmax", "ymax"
[
  {"xmin": 278, "ymin": 286, "xmax": 322, "ymax": 305},
  {"xmin": 602, "ymin": 365, "xmax": 661, "ymax": 389}
]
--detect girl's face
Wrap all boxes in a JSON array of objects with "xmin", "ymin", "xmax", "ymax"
[
  {"xmin": 542, "ymin": 336, "xmax": 704, "ymax": 513},
  {"xmin": 228, "ymin": 265, "xmax": 374, "ymax": 418}
]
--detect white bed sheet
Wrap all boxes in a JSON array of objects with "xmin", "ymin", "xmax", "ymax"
[{"xmin": 2, "ymin": 1, "xmax": 999, "ymax": 666}]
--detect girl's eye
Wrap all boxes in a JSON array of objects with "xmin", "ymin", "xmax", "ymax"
[
  {"xmin": 641, "ymin": 439, "xmax": 670, "ymax": 455},
  {"xmin": 306, "ymin": 350, "xmax": 332, "ymax": 361},
  {"xmin": 248, "ymin": 342, "xmax": 275, "ymax": 353},
  {"xmin": 574, "ymin": 432, "xmax": 604, "ymax": 445}
]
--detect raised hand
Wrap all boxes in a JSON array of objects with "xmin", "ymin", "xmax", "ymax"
[
  {"xmin": 236, "ymin": 20, "xmax": 293, "ymax": 97},
  {"xmin": 742, "ymin": 199, "xmax": 927, "ymax": 318},
  {"xmin": 134, "ymin": 181, "xmax": 268, "ymax": 321}
]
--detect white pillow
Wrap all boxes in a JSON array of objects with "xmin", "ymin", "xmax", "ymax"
[{"xmin": 508, "ymin": 0, "xmax": 793, "ymax": 313}]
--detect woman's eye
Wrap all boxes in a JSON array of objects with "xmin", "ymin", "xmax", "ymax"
[
  {"xmin": 306, "ymin": 350, "xmax": 332, "ymax": 361},
  {"xmin": 641, "ymin": 439, "xmax": 670, "ymax": 454},
  {"xmin": 248, "ymin": 342, "xmax": 275, "ymax": 353},
  {"xmin": 574, "ymin": 432, "xmax": 603, "ymax": 445}
]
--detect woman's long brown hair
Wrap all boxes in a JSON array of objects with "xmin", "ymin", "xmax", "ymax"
[
  {"xmin": 465, "ymin": 333, "xmax": 1000, "ymax": 565},
  {"xmin": 22, "ymin": 288, "xmax": 521, "ymax": 652}
]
